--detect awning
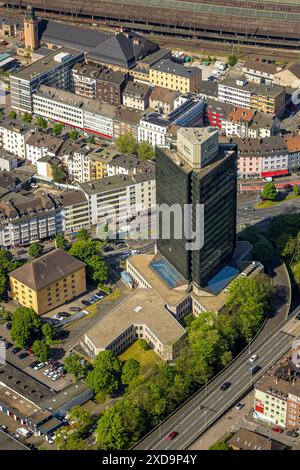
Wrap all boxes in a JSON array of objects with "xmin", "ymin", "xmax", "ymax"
[{"xmin": 261, "ymin": 170, "xmax": 289, "ymax": 177}]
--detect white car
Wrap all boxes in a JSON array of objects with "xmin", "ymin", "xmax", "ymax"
[
  {"xmin": 34, "ymin": 362, "xmax": 45, "ymax": 370},
  {"xmin": 51, "ymin": 373, "xmax": 62, "ymax": 381},
  {"xmin": 235, "ymin": 402, "xmax": 245, "ymax": 410},
  {"xmin": 43, "ymin": 369, "xmax": 50, "ymax": 376},
  {"xmin": 48, "ymin": 371, "xmax": 56, "ymax": 378},
  {"xmin": 250, "ymin": 354, "xmax": 258, "ymax": 363}
]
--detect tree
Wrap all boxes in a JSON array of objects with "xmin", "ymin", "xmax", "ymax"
[
  {"xmin": 11, "ymin": 307, "xmax": 41, "ymax": 347},
  {"xmin": 52, "ymin": 123, "xmax": 64, "ymax": 136},
  {"xmin": 209, "ymin": 441, "xmax": 230, "ymax": 450},
  {"xmin": 240, "ymin": 225, "xmax": 259, "ymax": 245},
  {"xmin": 0, "ymin": 249, "xmax": 22, "ymax": 300},
  {"xmin": 268, "ymin": 214, "xmax": 300, "ymax": 241},
  {"xmin": 36, "ymin": 116, "xmax": 48, "ymax": 129},
  {"xmin": 86, "ymin": 135, "xmax": 95, "ymax": 144},
  {"xmin": 55, "ymin": 233, "xmax": 69, "ymax": 250},
  {"xmin": 54, "ymin": 426, "xmax": 87, "ymax": 450},
  {"xmin": 97, "ymin": 399, "xmax": 146, "ymax": 450},
  {"xmin": 137, "ymin": 338, "xmax": 150, "ymax": 350},
  {"xmin": 116, "ymin": 133, "xmax": 138, "ymax": 154},
  {"xmin": 28, "ymin": 242, "xmax": 42, "ymax": 258},
  {"xmin": 137, "ymin": 140, "xmax": 155, "ymax": 160},
  {"xmin": 86, "ymin": 255, "xmax": 109, "ymax": 284},
  {"xmin": 85, "ymin": 350, "xmax": 121, "ymax": 395},
  {"xmin": 253, "ymin": 239, "xmax": 275, "ymax": 265},
  {"xmin": 9, "ymin": 111, "xmax": 17, "ymax": 119},
  {"xmin": 227, "ymin": 55, "xmax": 238, "ymax": 67},
  {"xmin": 69, "ymin": 129, "xmax": 79, "ymax": 140},
  {"xmin": 52, "ymin": 164, "xmax": 67, "ymax": 183},
  {"xmin": 68, "ymin": 405, "xmax": 93, "ymax": 437},
  {"xmin": 32, "ymin": 340, "xmax": 50, "ymax": 362},
  {"xmin": 64, "ymin": 354, "xmax": 89, "ymax": 380},
  {"xmin": 76, "ymin": 228, "xmax": 91, "ymax": 241},
  {"xmin": 276, "ymin": 233, "xmax": 295, "ymax": 257},
  {"xmin": 294, "ymin": 185, "xmax": 300, "ymax": 196},
  {"xmin": 0, "ymin": 306, "xmax": 11, "ymax": 323},
  {"xmin": 22, "ymin": 112, "xmax": 32, "ymax": 123},
  {"xmin": 262, "ymin": 182, "xmax": 277, "ymax": 201},
  {"xmin": 121, "ymin": 358, "xmax": 140, "ymax": 385},
  {"xmin": 42, "ymin": 322, "xmax": 56, "ymax": 342}
]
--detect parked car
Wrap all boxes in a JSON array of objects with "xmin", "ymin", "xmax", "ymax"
[
  {"xmin": 249, "ymin": 365, "xmax": 260, "ymax": 375},
  {"xmin": 295, "ymin": 313, "xmax": 300, "ymax": 321},
  {"xmin": 244, "ymin": 207, "xmax": 255, "ymax": 211},
  {"xmin": 283, "ymin": 184, "xmax": 293, "ymax": 192},
  {"xmin": 18, "ymin": 352, "xmax": 29, "ymax": 360},
  {"xmin": 220, "ymin": 381, "xmax": 231, "ymax": 391},
  {"xmin": 5, "ymin": 322, "xmax": 12, "ymax": 330},
  {"xmin": 30, "ymin": 360, "xmax": 40, "ymax": 369},
  {"xmin": 249, "ymin": 354, "xmax": 258, "ymax": 363},
  {"xmin": 167, "ymin": 431, "xmax": 178, "ymax": 440},
  {"xmin": 272, "ymin": 426, "xmax": 284, "ymax": 433},
  {"xmin": 57, "ymin": 312, "xmax": 69, "ymax": 317},
  {"xmin": 5, "ymin": 342, "xmax": 12, "ymax": 349},
  {"xmin": 33, "ymin": 362, "xmax": 45, "ymax": 370},
  {"xmin": 0, "ymin": 425, "xmax": 7, "ymax": 432},
  {"xmin": 235, "ymin": 402, "xmax": 245, "ymax": 410},
  {"xmin": 12, "ymin": 347, "xmax": 21, "ymax": 354},
  {"xmin": 69, "ymin": 307, "xmax": 81, "ymax": 312},
  {"xmin": 286, "ymin": 430, "xmax": 299, "ymax": 437},
  {"xmin": 81, "ymin": 300, "xmax": 91, "ymax": 306}
]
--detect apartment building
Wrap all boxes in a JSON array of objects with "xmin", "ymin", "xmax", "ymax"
[
  {"xmin": 32, "ymin": 85, "xmax": 116, "ymax": 140},
  {"xmin": 113, "ymin": 108, "xmax": 144, "ymax": 141},
  {"xmin": 72, "ymin": 63, "xmax": 126, "ymax": 105},
  {"xmin": 0, "ymin": 190, "xmax": 58, "ymax": 248},
  {"xmin": 242, "ymin": 60, "xmax": 277, "ymax": 84},
  {"xmin": 89, "ymin": 146, "xmax": 120, "ymax": 180},
  {"xmin": 9, "ymin": 249, "xmax": 86, "ymax": 315},
  {"xmin": 0, "ymin": 119, "xmax": 32, "ymax": 158},
  {"xmin": 79, "ymin": 171, "xmax": 156, "ymax": 228},
  {"xmin": 223, "ymin": 107, "xmax": 255, "ymax": 138},
  {"xmin": 0, "ymin": 149, "xmax": 18, "ymax": 171},
  {"xmin": 149, "ymin": 86, "xmax": 179, "ymax": 116},
  {"xmin": 149, "ymin": 59, "xmax": 202, "ymax": 94},
  {"xmin": 138, "ymin": 113, "xmax": 169, "ymax": 147},
  {"xmin": 10, "ymin": 48, "xmax": 84, "ymax": 112},
  {"xmin": 25, "ymin": 132, "xmax": 63, "ymax": 164},
  {"xmin": 107, "ymin": 154, "xmax": 155, "ymax": 177},
  {"xmin": 56, "ymin": 190, "xmax": 90, "ymax": 235},
  {"xmin": 218, "ymin": 77, "xmax": 285, "ymax": 115},
  {"xmin": 67, "ymin": 146, "xmax": 92, "ymax": 184},
  {"xmin": 122, "ymin": 81, "xmax": 151, "ymax": 110},
  {"xmin": 274, "ymin": 61, "xmax": 300, "ymax": 89}
]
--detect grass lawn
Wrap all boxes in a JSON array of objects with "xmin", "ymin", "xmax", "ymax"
[
  {"xmin": 119, "ymin": 341, "xmax": 162, "ymax": 372},
  {"xmin": 256, "ymin": 194, "xmax": 300, "ymax": 209}
]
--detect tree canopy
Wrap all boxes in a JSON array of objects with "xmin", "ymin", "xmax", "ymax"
[
  {"xmin": 11, "ymin": 307, "xmax": 41, "ymax": 347},
  {"xmin": 52, "ymin": 123, "xmax": 64, "ymax": 136},
  {"xmin": 262, "ymin": 182, "xmax": 277, "ymax": 201},
  {"xmin": 28, "ymin": 242, "xmax": 42, "ymax": 258},
  {"xmin": 116, "ymin": 133, "xmax": 138, "ymax": 154},
  {"xmin": 55, "ymin": 233, "xmax": 69, "ymax": 250},
  {"xmin": 64, "ymin": 354, "xmax": 89, "ymax": 380},
  {"xmin": 52, "ymin": 164, "xmax": 67, "ymax": 183},
  {"xmin": 137, "ymin": 141, "xmax": 155, "ymax": 160},
  {"xmin": 253, "ymin": 239, "xmax": 275, "ymax": 265},
  {"xmin": 121, "ymin": 358, "xmax": 140, "ymax": 385},
  {"xmin": 68, "ymin": 406, "xmax": 93, "ymax": 437},
  {"xmin": 32, "ymin": 340, "xmax": 50, "ymax": 362},
  {"xmin": 85, "ymin": 350, "xmax": 122, "ymax": 395},
  {"xmin": 69, "ymin": 238, "xmax": 108, "ymax": 285}
]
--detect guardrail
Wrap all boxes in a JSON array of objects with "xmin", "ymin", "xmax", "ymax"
[{"xmin": 134, "ymin": 264, "xmax": 293, "ymax": 449}]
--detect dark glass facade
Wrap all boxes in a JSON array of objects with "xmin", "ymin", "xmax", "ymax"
[{"xmin": 156, "ymin": 143, "xmax": 237, "ymax": 288}]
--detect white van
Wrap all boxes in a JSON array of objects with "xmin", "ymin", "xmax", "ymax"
[
  {"xmin": 16, "ymin": 428, "xmax": 31, "ymax": 438},
  {"xmin": 263, "ymin": 177, "xmax": 273, "ymax": 182}
]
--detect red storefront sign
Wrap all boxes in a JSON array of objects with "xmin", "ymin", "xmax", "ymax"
[
  {"xmin": 261, "ymin": 170, "xmax": 289, "ymax": 177},
  {"xmin": 255, "ymin": 400, "xmax": 264, "ymax": 414}
]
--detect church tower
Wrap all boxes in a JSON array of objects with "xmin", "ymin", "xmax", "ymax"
[{"xmin": 24, "ymin": 5, "xmax": 40, "ymax": 50}]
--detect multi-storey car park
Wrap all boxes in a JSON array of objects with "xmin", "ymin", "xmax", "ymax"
[{"xmin": 5, "ymin": 0, "xmax": 300, "ymax": 50}]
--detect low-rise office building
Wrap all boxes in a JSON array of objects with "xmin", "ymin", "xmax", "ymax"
[
  {"xmin": 274, "ymin": 61, "xmax": 300, "ymax": 89},
  {"xmin": 81, "ymin": 288, "xmax": 187, "ymax": 361},
  {"xmin": 138, "ymin": 113, "xmax": 169, "ymax": 147},
  {"xmin": 242, "ymin": 60, "xmax": 278, "ymax": 85},
  {"xmin": 9, "ymin": 248, "xmax": 86, "ymax": 315},
  {"xmin": 10, "ymin": 48, "xmax": 84, "ymax": 112},
  {"xmin": 149, "ymin": 59, "xmax": 201, "ymax": 94},
  {"xmin": 32, "ymin": 85, "xmax": 116, "ymax": 140}
]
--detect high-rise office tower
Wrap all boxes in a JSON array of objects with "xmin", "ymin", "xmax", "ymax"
[{"xmin": 156, "ymin": 127, "xmax": 237, "ymax": 289}]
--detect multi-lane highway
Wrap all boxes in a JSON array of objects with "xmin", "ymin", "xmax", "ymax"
[{"xmin": 135, "ymin": 308, "xmax": 300, "ymax": 450}]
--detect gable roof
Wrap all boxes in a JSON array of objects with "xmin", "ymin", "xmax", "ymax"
[{"xmin": 10, "ymin": 249, "xmax": 86, "ymax": 291}]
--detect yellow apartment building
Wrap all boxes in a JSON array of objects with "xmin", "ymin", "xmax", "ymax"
[
  {"xmin": 9, "ymin": 249, "xmax": 86, "ymax": 315},
  {"xmin": 149, "ymin": 59, "xmax": 202, "ymax": 94}
]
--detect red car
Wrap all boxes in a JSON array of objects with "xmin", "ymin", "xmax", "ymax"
[
  {"xmin": 272, "ymin": 426, "xmax": 284, "ymax": 433},
  {"xmin": 167, "ymin": 431, "xmax": 178, "ymax": 440}
]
